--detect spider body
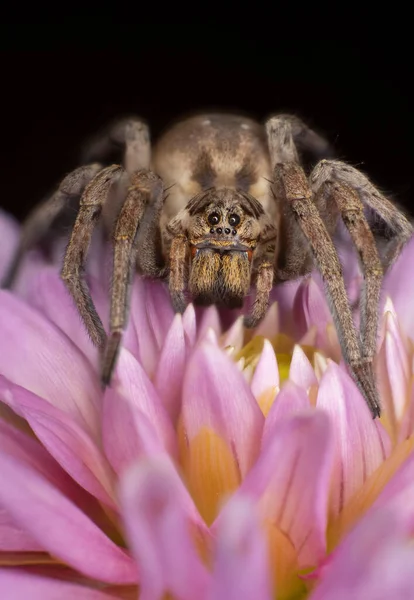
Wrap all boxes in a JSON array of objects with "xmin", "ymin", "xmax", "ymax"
[{"xmin": 4, "ymin": 112, "xmax": 413, "ymax": 418}]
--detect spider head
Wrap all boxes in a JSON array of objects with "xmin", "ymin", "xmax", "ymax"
[{"xmin": 184, "ymin": 188, "xmax": 266, "ymax": 308}]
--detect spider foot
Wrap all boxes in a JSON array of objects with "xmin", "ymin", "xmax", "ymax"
[
  {"xmin": 351, "ymin": 361, "xmax": 381, "ymax": 419},
  {"xmin": 101, "ymin": 331, "xmax": 122, "ymax": 388}
]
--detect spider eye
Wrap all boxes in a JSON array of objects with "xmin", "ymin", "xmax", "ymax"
[
  {"xmin": 208, "ymin": 212, "xmax": 220, "ymax": 225},
  {"xmin": 228, "ymin": 214, "xmax": 240, "ymax": 227}
]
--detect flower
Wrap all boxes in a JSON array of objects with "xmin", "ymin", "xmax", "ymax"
[{"xmin": 1, "ymin": 209, "xmax": 414, "ymax": 598}]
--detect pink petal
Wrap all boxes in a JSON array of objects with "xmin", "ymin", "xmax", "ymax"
[
  {"xmin": 251, "ymin": 339, "xmax": 279, "ymax": 400},
  {"xmin": 373, "ymin": 449, "xmax": 414, "ymax": 514},
  {"xmin": 399, "ymin": 380, "xmax": 414, "ymax": 441},
  {"xmin": 145, "ymin": 279, "xmax": 175, "ymax": 347},
  {"xmin": 316, "ymin": 361, "xmax": 391, "ymax": 516},
  {"xmin": 234, "ymin": 411, "xmax": 333, "ymax": 567},
  {"xmin": 254, "ymin": 302, "xmax": 279, "ymax": 338},
  {"xmin": 310, "ymin": 507, "xmax": 414, "ymax": 600},
  {"xmin": 183, "ymin": 303, "xmax": 197, "ymax": 348},
  {"xmin": 0, "ymin": 291, "xmax": 101, "ymax": 437},
  {"xmin": 0, "ymin": 508, "xmax": 42, "ymax": 551},
  {"xmin": 154, "ymin": 314, "xmax": 186, "ymax": 422},
  {"xmin": 22, "ymin": 266, "xmax": 105, "ymax": 367},
  {"xmin": 120, "ymin": 457, "xmax": 210, "ymax": 600},
  {"xmin": 197, "ymin": 305, "xmax": 222, "ymax": 341},
  {"xmin": 102, "ymin": 390, "xmax": 169, "ymax": 476},
  {"xmin": 108, "ymin": 349, "xmax": 177, "ymax": 458},
  {"xmin": 210, "ymin": 496, "xmax": 272, "ymax": 600},
  {"xmin": 129, "ymin": 278, "xmax": 174, "ymax": 377},
  {"xmin": 0, "ymin": 451, "xmax": 138, "ymax": 584},
  {"xmin": 0, "ymin": 570, "xmax": 126, "ymax": 599},
  {"xmin": 377, "ymin": 310, "xmax": 410, "ymax": 425},
  {"xmin": 292, "ymin": 277, "xmax": 332, "ymax": 351},
  {"xmin": 262, "ymin": 381, "xmax": 310, "ymax": 447},
  {"xmin": 289, "ymin": 345, "xmax": 318, "ymax": 389},
  {"xmin": 182, "ymin": 341, "xmax": 264, "ymax": 476},
  {"xmin": 270, "ymin": 279, "xmax": 302, "ymax": 338},
  {"xmin": 221, "ymin": 316, "xmax": 244, "ymax": 354},
  {"xmin": 383, "ymin": 234, "xmax": 414, "ymax": 339},
  {"xmin": 0, "ymin": 377, "xmax": 116, "ymax": 507}
]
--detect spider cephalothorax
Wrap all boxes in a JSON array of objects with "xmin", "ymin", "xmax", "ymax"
[
  {"xmin": 3, "ymin": 112, "xmax": 413, "ymax": 418},
  {"xmin": 166, "ymin": 187, "xmax": 276, "ymax": 314}
]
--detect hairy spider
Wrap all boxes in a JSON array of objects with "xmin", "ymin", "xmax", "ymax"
[{"xmin": 3, "ymin": 113, "xmax": 413, "ymax": 418}]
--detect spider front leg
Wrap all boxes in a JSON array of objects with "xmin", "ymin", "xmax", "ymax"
[
  {"xmin": 101, "ymin": 170, "xmax": 166, "ymax": 385},
  {"xmin": 276, "ymin": 162, "xmax": 380, "ymax": 416},
  {"xmin": 309, "ymin": 159, "xmax": 413, "ymax": 377},
  {"xmin": 61, "ymin": 165, "xmax": 123, "ymax": 350},
  {"xmin": 267, "ymin": 118, "xmax": 381, "ymax": 417}
]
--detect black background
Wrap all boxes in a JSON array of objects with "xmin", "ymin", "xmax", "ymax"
[{"xmin": 1, "ymin": 27, "xmax": 412, "ymax": 221}]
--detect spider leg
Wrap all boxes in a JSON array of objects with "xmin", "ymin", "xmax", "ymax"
[
  {"xmin": 310, "ymin": 160, "xmax": 413, "ymax": 272},
  {"xmin": 319, "ymin": 181, "xmax": 383, "ymax": 368},
  {"xmin": 81, "ymin": 117, "xmax": 150, "ymax": 174},
  {"xmin": 101, "ymin": 170, "xmax": 165, "ymax": 385},
  {"xmin": 168, "ymin": 234, "xmax": 189, "ymax": 313},
  {"xmin": 267, "ymin": 118, "xmax": 381, "ymax": 417},
  {"xmin": 61, "ymin": 164, "xmax": 123, "ymax": 351},
  {"xmin": 244, "ymin": 260, "xmax": 274, "ymax": 328},
  {"xmin": 1, "ymin": 164, "xmax": 102, "ymax": 288}
]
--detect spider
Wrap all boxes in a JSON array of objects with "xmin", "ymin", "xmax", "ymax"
[{"xmin": 3, "ymin": 112, "xmax": 413, "ymax": 418}]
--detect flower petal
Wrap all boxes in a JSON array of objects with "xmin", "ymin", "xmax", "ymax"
[
  {"xmin": 182, "ymin": 341, "xmax": 264, "ymax": 476},
  {"xmin": 236, "ymin": 411, "xmax": 333, "ymax": 567},
  {"xmin": 181, "ymin": 342, "xmax": 264, "ymax": 524},
  {"xmin": 129, "ymin": 278, "xmax": 174, "ymax": 377},
  {"xmin": 0, "ymin": 451, "xmax": 137, "ymax": 583},
  {"xmin": 310, "ymin": 507, "xmax": 414, "ymax": 600},
  {"xmin": 22, "ymin": 266, "xmax": 104, "ymax": 367},
  {"xmin": 383, "ymin": 234, "xmax": 414, "ymax": 339},
  {"xmin": 250, "ymin": 339, "xmax": 279, "ymax": 401},
  {"xmin": 254, "ymin": 302, "xmax": 279, "ymax": 339},
  {"xmin": 110, "ymin": 348, "xmax": 177, "ymax": 458},
  {"xmin": 102, "ymin": 390, "xmax": 169, "ymax": 477},
  {"xmin": 120, "ymin": 457, "xmax": 210, "ymax": 600},
  {"xmin": 262, "ymin": 381, "xmax": 310, "ymax": 448},
  {"xmin": 292, "ymin": 277, "xmax": 335, "ymax": 354},
  {"xmin": 183, "ymin": 303, "xmax": 197, "ymax": 348},
  {"xmin": 0, "ymin": 569, "xmax": 126, "ymax": 599},
  {"xmin": 154, "ymin": 313, "xmax": 186, "ymax": 422},
  {"xmin": 210, "ymin": 496, "xmax": 272, "ymax": 600},
  {"xmin": 0, "ymin": 291, "xmax": 101, "ymax": 436},
  {"xmin": 317, "ymin": 361, "xmax": 391, "ymax": 516},
  {"xmin": 377, "ymin": 310, "xmax": 410, "ymax": 435},
  {"xmin": 0, "ymin": 377, "xmax": 116, "ymax": 507},
  {"xmin": 0, "ymin": 508, "xmax": 42, "ymax": 551},
  {"xmin": 289, "ymin": 344, "xmax": 318, "ymax": 390},
  {"xmin": 197, "ymin": 305, "xmax": 222, "ymax": 341}
]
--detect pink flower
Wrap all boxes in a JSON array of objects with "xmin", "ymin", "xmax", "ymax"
[{"xmin": 1, "ymin": 210, "xmax": 414, "ymax": 598}]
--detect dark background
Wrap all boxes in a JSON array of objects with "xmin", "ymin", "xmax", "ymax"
[{"xmin": 1, "ymin": 28, "xmax": 412, "ymax": 221}]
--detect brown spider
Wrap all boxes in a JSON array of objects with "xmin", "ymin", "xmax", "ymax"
[{"xmin": 3, "ymin": 113, "xmax": 413, "ymax": 418}]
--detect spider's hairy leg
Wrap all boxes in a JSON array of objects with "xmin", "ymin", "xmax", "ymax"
[
  {"xmin": 244, "ymin": 260, "xmax": 274, "ymax": 328},
  {"xmin": 61, "ymin": 164, "xmax": 123, "ymax": 351},
  {"xmin": 102, "ymin": 170, "xmax": 166, "ymax": 386},
  {"xmin": 168, "ymin": 234, "xmax": 189, "ymax": 314},
  {"xmin": 81, "ymin": 117, "xmax": 150, "ymax": 174},
  {"xmin": 1, "ymin": 164, "xmax": 102, "ymax": 288},
  {"xmin": 311, "ymin": 160, "xmax": 413, "ymax": 272},
  {"xmin": 266, "ymin": 117, "xmax": 314, "ymax": 281},
  {"xmin": 272, "ymin": 158, "xmax": 381, "ymax": 417},
  {"xmin": 321, "ymin": 181, "xmax": 383, "ymax": 369},
  {"xmin": 266, "ymin": 113, "xmax": 333, "ymax": 165}
]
